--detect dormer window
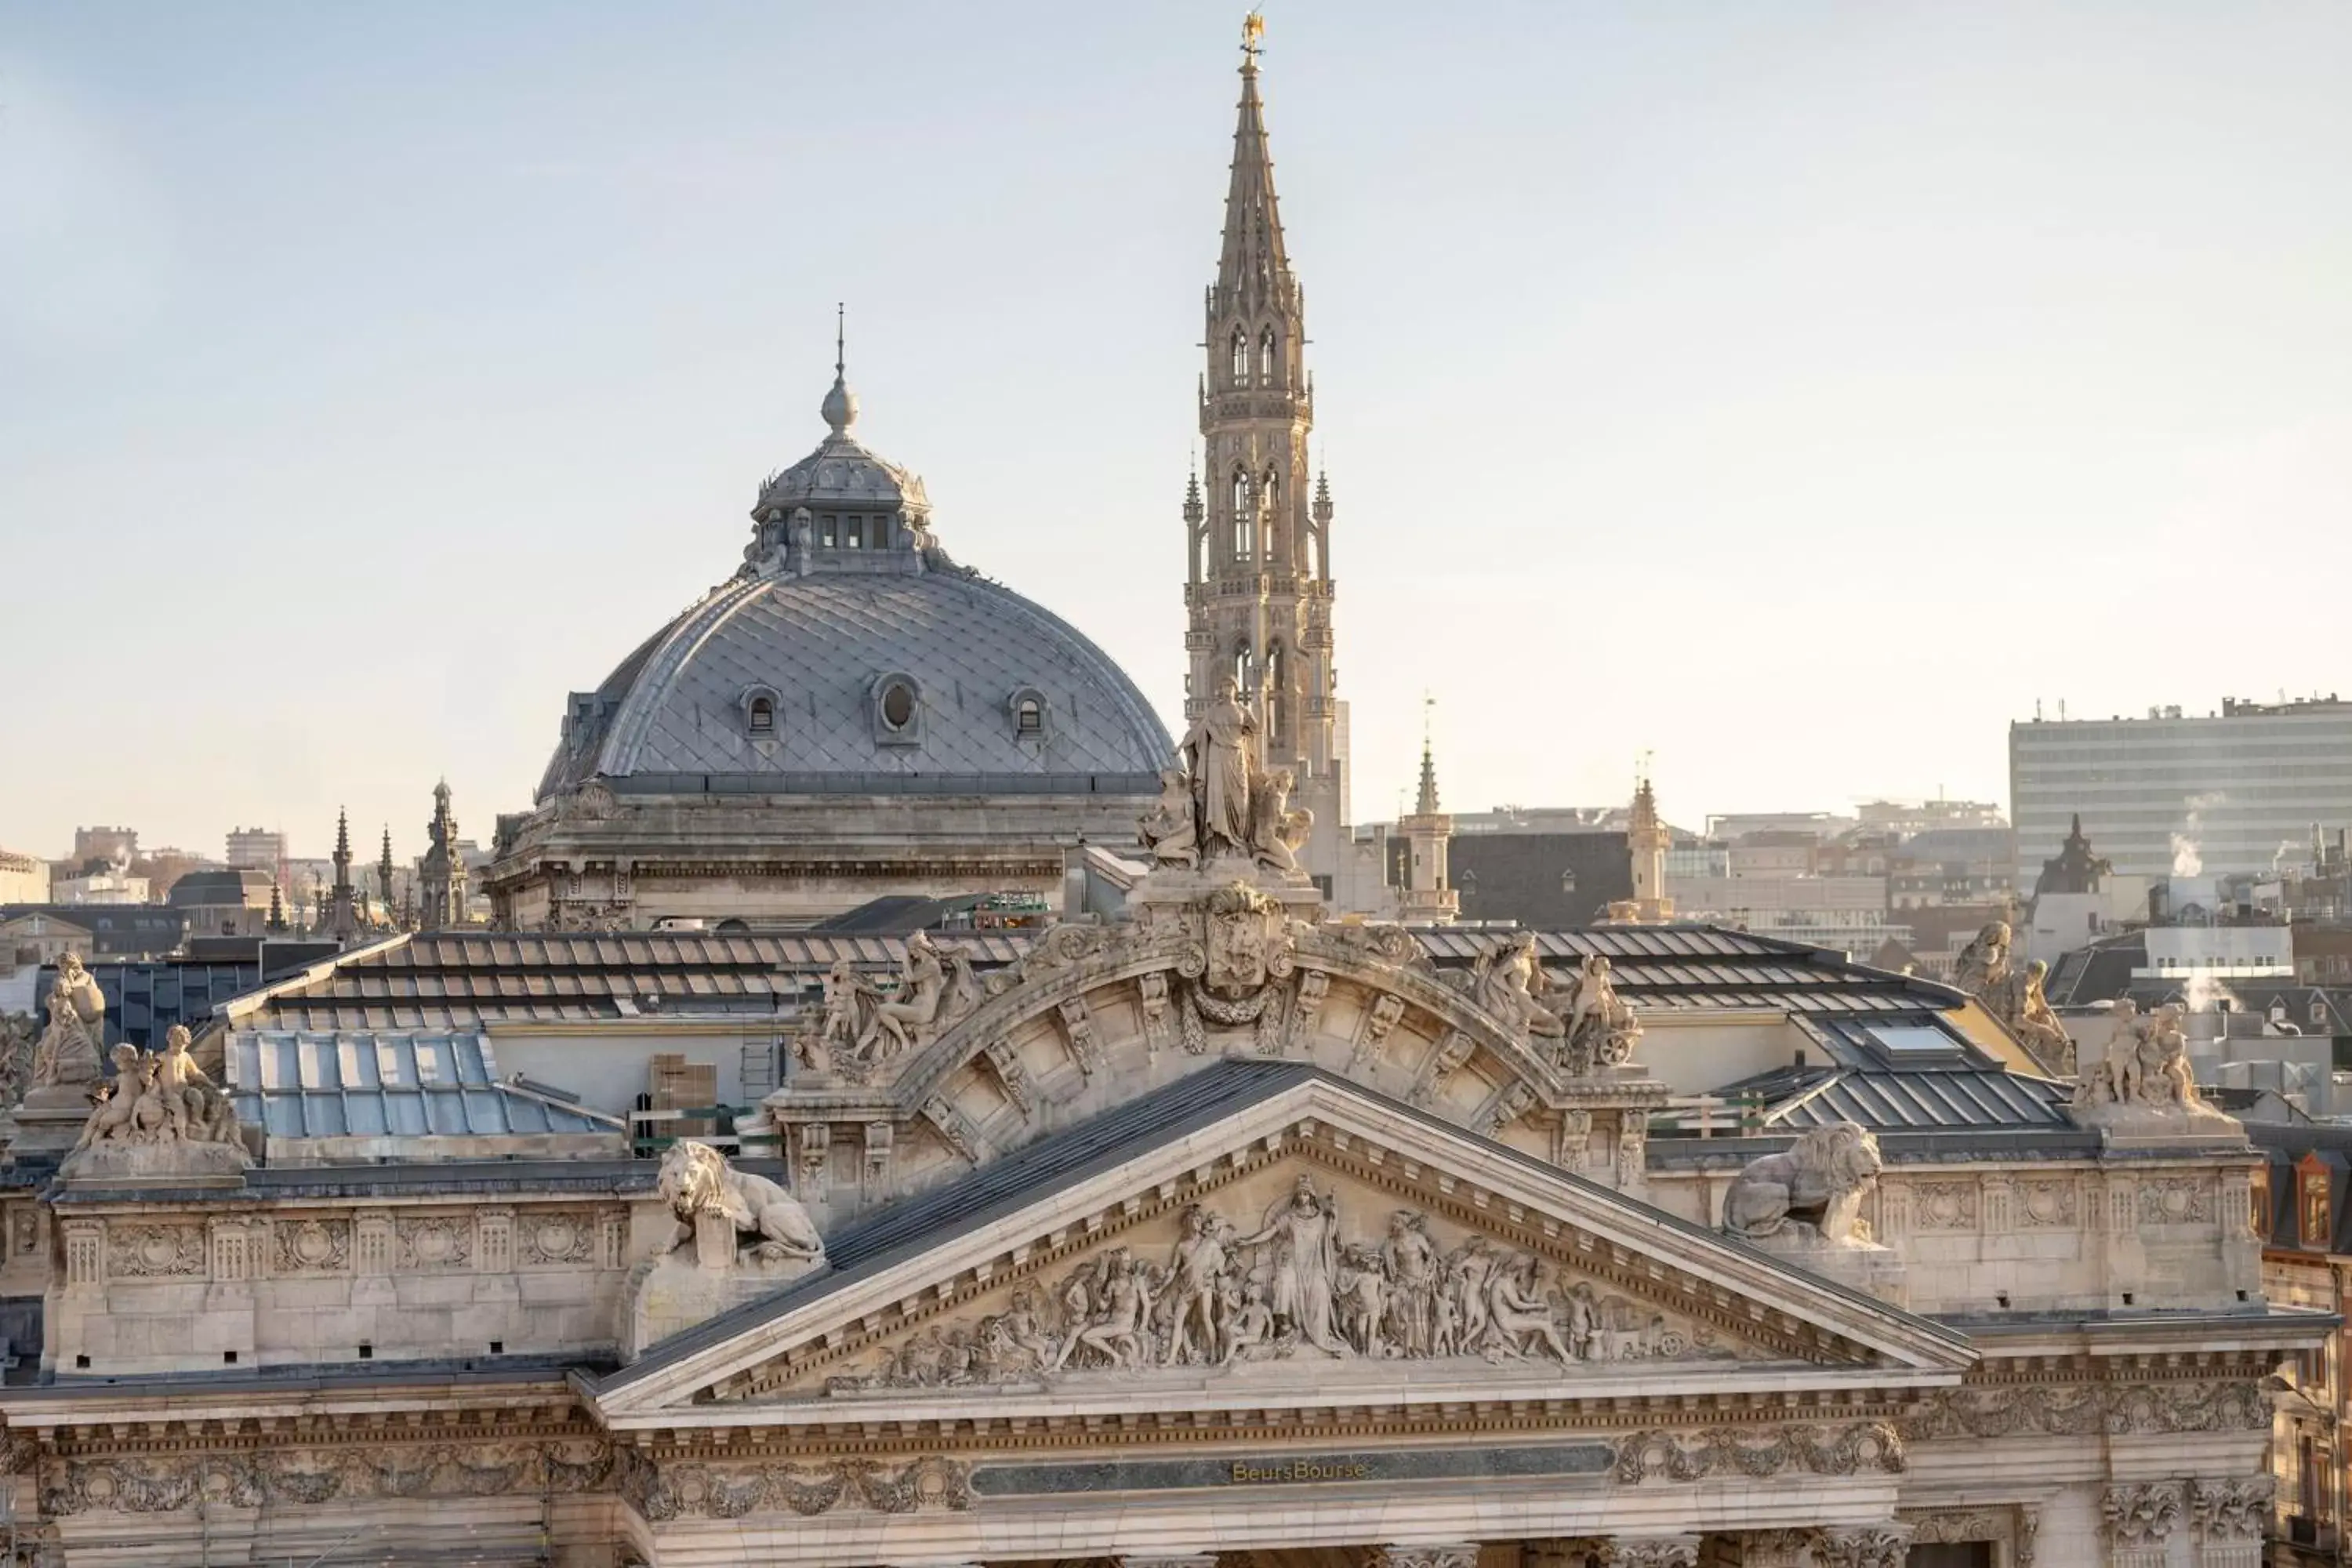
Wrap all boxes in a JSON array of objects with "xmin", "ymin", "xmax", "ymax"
[
  {"xmin": 2300, "ymin": 1155, "xmax": 2332, "ymax": 1247},
  {"xmin": 1007, "ymin": 686, "xmax": 1049, "ymax": 741},
  {"xmin": 739, "ymin": 684, "xmax": 782, "ymax": 741}
]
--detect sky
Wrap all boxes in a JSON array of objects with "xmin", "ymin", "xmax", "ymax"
[{"xmin": 4, "ymin": 2, "xmax": 2350, "ymax": 864}]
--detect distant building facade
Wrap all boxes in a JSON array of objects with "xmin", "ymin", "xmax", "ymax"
[
  {"xmin": 0, "ymin": 850, "xmax": 49, "ymax": 906},
  {"xmin": 2012, "ymin": 695, "xmax": 2352, "ymax": 879},
  {"xmin": 71, "ymin": 826, "xmax": 138, "ymax": 866},
  {"xmin": 223, "ymin": 826, "xmax": 285, "ymax": 873}
]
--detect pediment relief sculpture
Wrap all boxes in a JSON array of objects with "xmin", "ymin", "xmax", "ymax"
[{"xmin": 720, "ymin": 1163, "xmax": 1806, "ymax": 1406}]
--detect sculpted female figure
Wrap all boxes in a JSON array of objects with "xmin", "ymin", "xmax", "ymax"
[
  {"xmin": 1180, "ymin": 677, "xmax": 1258, "ymax": 859},
  {"xmin": 1237, "ymin": 1174, "xmax": 1348, "ymax": 1355}
]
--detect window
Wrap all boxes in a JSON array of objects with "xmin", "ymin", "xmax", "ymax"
[
  {"xmin": 2252, "ymin": 1166, "xmax": 2272, "ymax": 1239},
  {"xmin": 1229, "ymin": 328, "xmax": 1247, "ymax": 381},
  {"xmin": 820, "ymin": 514, "xmax": 838, "ymax": 546},
  {"xmin": 1230, "ymin": 471, "xmax": 1253, "ymax": 559},
  {"xmin": 740, "ymin": 685, "xmax": 782, "ymax": 740},
  {"xmin": 2301, "ymin": 1157, "xmax": 2332, "ymax": 1247},
  {"xmin": 869, "ymin": 672, "xmax": 923, "ymax": 742},
  {"xmin": 1258, "ymin": 326, "xmax": 1276, "ymax": 383},
  {"xmin": 882, "ymin": 684, "xmax": 915, "ymax": 730},
  {"xmin": 748, "ymin": 696, "xmax": 774, "ymax": 735},
  {"xmin": 844, "ymin": 517, "xmax": 863, "ymax": 549}
]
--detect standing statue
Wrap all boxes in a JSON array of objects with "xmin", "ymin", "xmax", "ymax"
[
  {"xmin": 1179, "ymin": 677, "xmax": 1259, "ymax": 862},
  {"xmin": 32, "ymin": 954, "xmax": 105, "ymax": 1089},
  {"xmin": 1234, "ymin": 1174, "xmax": 1348, "ymax": 1355}
]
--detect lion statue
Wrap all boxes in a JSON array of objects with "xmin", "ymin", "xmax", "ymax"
[
  {"xmin": 1720, "ymin": 1122, "xmax": 1883, "ymax": 1248},
  {"xmin": 657, "ymin": 1140, "xmax": 826, "ymax": 1265}
]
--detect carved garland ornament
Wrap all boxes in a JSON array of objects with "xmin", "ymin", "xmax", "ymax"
[
  {"xmin": 616, "ymin": 1450, "xmax": 971, "ymax": 1523},
  {"xmin": 1904, "ymin": 1379, "xmax": 2267, "ymax": 1439},
  {"xmin": 42, "ymin": 1440, "xmax": 612, "ymax": 1515},
  {"xmin": 1613, "ymin": 1421, "xmax": 1905, "ymax": 1483}
]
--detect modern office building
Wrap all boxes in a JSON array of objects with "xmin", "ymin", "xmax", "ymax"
[{"xmin": 2011, "ymin": 696, "xmax": 2352, "ymax": 880}]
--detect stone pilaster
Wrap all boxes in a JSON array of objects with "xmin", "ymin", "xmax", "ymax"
[
  {"xmin": 1811, "ymin": 1526, "xmax": 1913, "ymax": 1568},
  {"xmin": 1604, "ymin": 1537, "xmax": 1700, "ymax": 1568}
]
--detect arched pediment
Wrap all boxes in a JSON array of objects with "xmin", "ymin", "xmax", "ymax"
[{"xmin": 767, "ymin": 884, "xmax": 1663, "ymax": 1217}]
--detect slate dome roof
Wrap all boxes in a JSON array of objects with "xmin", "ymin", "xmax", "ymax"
[{"xmin": 538, "ymin": 369, "xmax": 1169, "ymax": 801}]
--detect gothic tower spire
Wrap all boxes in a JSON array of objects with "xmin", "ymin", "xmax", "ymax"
[
  {"xmin": 328, "ymin": 807, "xmax": 357, "ymax": 942},
  {"xmin": 1187, "ymin": 11, "xmax": 1346, "ymax": 888}
]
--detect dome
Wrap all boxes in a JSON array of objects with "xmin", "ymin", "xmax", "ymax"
[{"xmin": 539, "ymin": 368, "xmax": 1170, "ymax": 802}]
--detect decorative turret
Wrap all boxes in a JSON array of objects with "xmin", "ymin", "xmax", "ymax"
[
  {"xmin": 326, "ymin": 808, "xmax": 358, "ymax": 942},
  {"xmin": 419, "ymin": 780, "xmax": 470, "ymax": 931},
  {"xmin": 1394, "ymin": 697, "xmax": 1458, "ymax": 925},
  {"xmin": 1185, "ymin": 11, "xmax": 1347, "ymax": 891},
  {"xmin": 1622, "ymin": 768, "xmax": 1675, "ymax": 924},
  {"xmin": 376, "ymin": 826, "xmax": 397, "ymax": 921}
]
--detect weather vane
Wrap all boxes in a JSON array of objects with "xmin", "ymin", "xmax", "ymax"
[{"xmin": 1243, "ymin": 10, "xmax": 1265, "ymax": 62}]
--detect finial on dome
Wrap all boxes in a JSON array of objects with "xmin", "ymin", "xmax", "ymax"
[{"xmin": 821, "ymin": 301, "xmax": 859, "ymax": 436}]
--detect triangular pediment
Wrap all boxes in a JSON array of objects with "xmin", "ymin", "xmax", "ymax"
[{"xmin": 593, "ymin": 1063, "xmax": 1973, "ymax": 1426}]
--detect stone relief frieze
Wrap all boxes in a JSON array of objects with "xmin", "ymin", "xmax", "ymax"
[
  {"xmin": 395, "ymin": 1214, "xmax": 473, "ymax": 1271},
  {"xmin": 272, "ymin": 1218, "xmax": 352, "ymax": 1276},
  {"xmin": 821, "ymin": 1176, "xmax": 1734, "ymax": 1396},
  {"xmin": 1613, "ymin": 1421, "xmax": 1905, "ymax": 1483},
  {"xmin": 517, "ymin": 1209, "xmax": 603, "ymax": 1268},
  {"xmin": 2015, "ymin": 1178, "xmax": 2078, "ymax": 1228},
  {"xmin": 2138, "ymin": 1176, "xmax": 2214, "ymax": 1225},
  {"xmin": 1907, "ymin": 1181, "xmax": 1977, "ymax": 1231},
  {"xmin": 42, "ymin": 1439, "xmax": 612, "ymax": 1515},
  {"xmin": 1904, "ymin": 1379, "xmax": 2266, "ymax": 1439},
  {"xmin": 616, "ymin": 1450, "xmax": 970, "ymax": 1523},
  {"xmin": 105, "ymin": 1224, "xmax": 207, "ymax": 1279}
]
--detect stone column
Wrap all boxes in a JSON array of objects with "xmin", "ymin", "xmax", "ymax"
[
  {"xmin": 1810, "ymin": 1527, "xmax": 1912, "ymax": 1568},
  {"xmin": 1373, "ymin": 1546, "xmax": 1481, "ymax": 1568},
  {"xmin": 1603, "ymin": 1538, "xmax": 1699, "ymax": 1568}
]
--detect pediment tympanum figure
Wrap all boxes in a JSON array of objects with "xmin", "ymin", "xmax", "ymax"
[
  {"xmin": 767, "ymin": 888, "xmax": 1669, "ymax": 1213},
  {"xmin": 597, "ymin": 1062, "xmax": 1973, "ymax": 1427}
]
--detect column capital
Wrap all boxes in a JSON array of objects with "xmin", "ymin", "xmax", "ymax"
[
  {"xmin": 1813, "ymin": 1525, "xmax": 1915, "ymax": 1568},
  {"xmin": 1373, "ymin": 1545, "xmax": 1480, "ymax": 1568},
  {"xmin": 1604, "ymin": 1537, "xmax": 1700, "ymax": 1568}
]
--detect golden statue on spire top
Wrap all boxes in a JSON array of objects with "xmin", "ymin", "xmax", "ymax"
[{"xmin": 1242, "ymin": 10, "xmax": 1265, "ymax": 61}]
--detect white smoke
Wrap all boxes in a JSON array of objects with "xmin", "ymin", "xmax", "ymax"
[{"xmin": 2170, "ymin": 792, "xmax": 2227, "ymax": 878}]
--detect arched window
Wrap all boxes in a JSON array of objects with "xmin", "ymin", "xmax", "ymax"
[
  {"xmin": 1233, "ymin": 642, "xmax": 1255, "ymax": 695},
  {"xmin": 1266, "ymin": 642, "xmax": 1287, "ymax": 738},
  {"xmin": 1258, "ymin": 326, "xmax": 1276, "ymax": 383},
  {"xmin": 748, "ymin": 696, "xmax": 775, "ymax": 735},
  {"xmin": 1016, "ymin": 699, "xmax": 1044, "ymax": 735},
  {"xmin": 1231, "ymin": 470, "xmax": 1254, "ymax": 559},
  {"xmin": 1229, "ymin": 328, "xmax": 1247, "ymax": 382},
  {"xmin": 1262, "ymin": 468, "xmax": 1281, "ymax": 555}
]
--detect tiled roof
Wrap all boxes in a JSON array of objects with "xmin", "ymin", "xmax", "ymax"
[
  {"xmin": 539, "ymin": 568, "xmax": 1171, "ymax": 797},
  {"xmin": 1690, "ymin": 1062, "xmax": 2071, "ymax": 1133},
  {"xmin": 234, "ymin": 930, "xmax": 1033, "ymax": 1033},
  {"xmin": 228, "ymin": 1029, "xmax": 615, "ymax": 1140}
]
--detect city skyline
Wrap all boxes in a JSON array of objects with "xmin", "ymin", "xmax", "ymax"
[{"xmin": 6, "ymin": 3, "xmax": 2350, "ymax": 855}]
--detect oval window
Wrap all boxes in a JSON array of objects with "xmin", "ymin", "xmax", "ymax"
[{"xmin": 881, "ymin": 683, "xmax": 916, "ymax": 730}]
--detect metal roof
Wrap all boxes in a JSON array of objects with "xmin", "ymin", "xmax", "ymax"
[
  {"xmin": 1414, "ymin": 925, "xmax": 1966, "ymax": 1016},
  {"xmin": 1686, "ymin": 1062, "xmax": 2071, "ymax": 1133},
  {"xmin": 227, "ymin": 1029, "xmax": 615, "ymax": 1140}
]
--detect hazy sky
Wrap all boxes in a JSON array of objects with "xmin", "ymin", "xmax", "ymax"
[{"xmin": 5, "ymin": 2, "xmax": 2350, "ymax": 863}]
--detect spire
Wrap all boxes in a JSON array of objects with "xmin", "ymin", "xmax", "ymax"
[
  {"xmin": 1218, "ymin": 11, "xmax": 1293, "ymax": 305},
  {"xmin": 1415, "ymin": 694, "xmax": 1441, "ymax": 815},
  {"xmin": 377, "ymin": 825, "xmax": 395, "ymax": 910},
  {"xmin": 821, "ymin": 302, "xmax": 859, "ymax": 436},
  {"xmin": 266, "ymin": 880, "xmax": 287, "ymax": 934},
  {"xmin": 332, "ymin": 808, "xmax": 352, "ymax": 885}
]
